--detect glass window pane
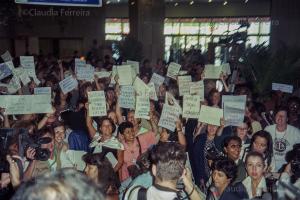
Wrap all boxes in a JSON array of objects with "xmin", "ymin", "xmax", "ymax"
[
  {"xmin": 260, "ymin": 21, "xmax": 271, "ymax": 34},
  {"xmin": 199, "ymin": 23, "xmax": 212, "ymax": 35},
  {"xmin": 105, "ymin": 22, "xmax": 122, "ymax": 34},
  {"xmin": 165, "ymin": 36, "xmax": 172, "ymax": 46},
  {"xmin": 186, "ymin": 36, "xmax": 199, "ymax": 49},
  {"xmin": 228, "ymin": 23, "xmax": 240, "ymax": 32},
  {"xmin": 123, "ymin": 22, "xmax": 129, "ymax": 34},
  {"xmin": 213, "ymin": 36, "xmax": 220, "ymax": 43},
  {"xmin": 246, "ymin": 36, "xmax": 258, "ymax": 47},
  {"xmin": 212, "ymin": 22, "xmax": 229, "ymax": 35},
  {"xmin": 172, "ymin": 23, "xmax": 180, "ymax": 35},
  {"xmin": 173, "ymin": 36, "xmax": 185, "ymax": 49},
  {"xmin": 105, "ymin": 34, "xmax": 122, "ymax": 41},
  {"xmin": 258, "ymin": 36, "xmax": 270, "ymax": 46},
  {"xmin": 247, "ymin": 22, "xmax": 259, "ymax": 35},
  {"xmin": 180, "ymin": 23, "xmax": 199, "ymax": 34},
  {"xmin": 164, "ymin": 23, "xmax": 173, "ymax": 35}
]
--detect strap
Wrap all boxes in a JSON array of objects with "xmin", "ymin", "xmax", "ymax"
[
  {"xmin": 136, "ymin": 136, "xmax": 142, "ymax": 155},
  {"xmin": 137, "ymin": 187, "xmax": 147, "ymax": 200},
  {"xmin": 126, "ymin": 185, "xmax": 147, "ymax": 200}
]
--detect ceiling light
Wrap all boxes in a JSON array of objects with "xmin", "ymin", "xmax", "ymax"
[
  {"xmin": 174, "ymin": 2, "xmax": 178, "ymax": 6},
  {"xmin": 106, "ymin": 0, "xmax": 111, "ymax": 4},
  {"xmin": 131, "ymin": 1, "xmax": 135, "ymax": 5},
  {"xmin": 223, "ymin": 1, "xmax": 228, "ymax": 5},
  {"xmin": 245, "ymin": 0, "xmax": 248, "ymax": 3},
  {"xmin": 190, "ymin": 1, "xmax": 194, "ymax": 5},
  {"xmin": 208, "ymin": 0, "xmax": 212, "ymax": 2}
]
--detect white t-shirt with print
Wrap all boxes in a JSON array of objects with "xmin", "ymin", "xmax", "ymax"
[{"xmin": 265, "ymin": 124, "xmax": 300, "ymax": 171}]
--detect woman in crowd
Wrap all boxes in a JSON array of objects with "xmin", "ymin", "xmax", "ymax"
[
  {"xmin": 206, "ymin": 158, "xmax": 246, "ymax": 200},
  {"xmin": 52, "ymin": 121, "xmax": 68, "ymax": 170},
  {"xmin": 193, "ymin": 123, "xmax": 223, "ymax": 188},
  {"xmin": 83, "ymin": 153, "xmax": 119, "ymax": 200},
  {"xmin": 159, "ymin": 120, "xmax": 187, "ymax": 148},
  {"xmin": 86, "ymin": 111, "xmax": 124, "ymax": 173},
  {"xmin": 241, "ymin": 151, "xmax": 268, "ymax": 199},
  {"xmin": 242, "ymin": 130, "xmax": 274, "ymax": 171},
  {"xmin": 234, "ymin": 117, "xmax": 252, "ymax": 159}
]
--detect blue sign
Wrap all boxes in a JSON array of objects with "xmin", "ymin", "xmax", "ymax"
[{"xmin": 15, "ymin": 0, "xmax": 102, "ymax": 7}]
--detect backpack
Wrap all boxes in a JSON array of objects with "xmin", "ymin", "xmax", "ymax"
[{"xmin": 126, "ymin": 185, "xmax": 147, "ymax": 200}]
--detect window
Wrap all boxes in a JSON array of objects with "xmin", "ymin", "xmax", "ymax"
[
  {"xmin": 163, "ymin": 17, "xmax": 271, "ymax": 61},
  {"xmin": 105, "ymin": 18, "xmax": 129, "ymax": 41}
]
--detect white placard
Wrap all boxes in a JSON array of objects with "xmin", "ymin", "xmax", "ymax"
[
  {"xmin": 221, "ymin": 95, "xmax": 247, "ymax": 109},
  {"xmin": 117, "ymin": 65, "xmax": 134, "ymax": 86},
  {"xmin": 150, "ymin": 73, "xmax": 165, "ymax": 87},
  {"xmin": 167, "ymin": 62, "xmax": 181, "ymax": 79},
  {"xmin": 0, "ymin": 62, "xmax": 12, "ymax": 80},
  {"xmin": 119, "ymin": 86, "xmax": 136, "ymax": 109},
  {"xmin": 204, "ymin": 65, "xmax": 222, "ymax": 79},
  {"xmin": 88, "ymin": 91, "xmax": 107, "ymax": 117},
  {"xmin": 189, "ymin": 81, "xmax": 204, "ymax": 101},
  {"xmin": 34, "ymin": 87, "xmax": 51, "ymax": 95},
  {"xmin": 148, "ymin": 82, "xmax": 158, "ymax": 101},
  {"xmin": 222, "ymin": 63, "xmax": 231, "ymax": 75},
  {"xmin": 126, "ymin": 60, "xmax": 140, "ymax": 75},
  {"xmin": 178, "ymin": 75, "xmax": 192, "ymax": 96},
  {"xmin": 76, "ymin": 64, "xmax": 94, "ymax": 81},
  {"xmin": 198, "ymin": 105, "xmax": 223, "ymax": 126},
  {"xmin": 133, "ymin": 76, "xmax": 150, "ymax": 96},
  {"xmin": 59, "ymin": 75, "xmax": 78, "ymax": 94},
  {"xmin": 182, "ymin": 95, "xmax": 200, "ymax": 119},
  {"xmin": 135, "ymin": 95, "xmax": 150, "ymax": 120},
  {"xmin": 158, "ymin": 104, "xmax": 179, "ymax": 132},
  {"xmin": 272, "ymin": 83, "xmax": 293, "ymax": 94},
  {"xmin": 223, "ymin": 102, "xmax": 245, "ymax": 126},
  {"xmin": 0, "ymin": 95, "xmax": 52, "ymax": 115},
  {"xmin": 1, "ymin": 51, "xmax": 13, "ymax": 62},
  {"xmin": 94, "ymin": 71, "xmax": 112, "ymax": 79}
]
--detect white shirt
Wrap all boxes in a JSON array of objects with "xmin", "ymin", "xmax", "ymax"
[
  {"xmin": 146, "ymin": 186, "xmax": 177, "ymax": 200},
  {"xmin": 265, "ymin": 124, "xmax": 300, "ymax": 171},
  {"xmin": 242, "ymin": 176, "xmax": 267, "ymax": 199}
]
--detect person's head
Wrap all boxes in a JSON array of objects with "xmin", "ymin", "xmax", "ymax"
[
  {"xmin": 208, "ymin": 88, "xmax": 221, "ymax": 107},
  {"xmin": 36, "ymin": 127, "xmax": 54, "ymax": 153},
  {"xmin": 126, "ymin": 110, "xmax": 140, "ymax": 128},
  {"xmin": 274, "ymin": 106, "xmax": 288, "ymax": 128},
  {"xmin": 288, "ymin": 97, "xmax": 300, "ymax": 115},
  {"xmin": 207, "ymin": 124, "xmax": 219, "ymax": 137},
  {"xmin": 105, "ymin": 87, "xmax": 115, "ymax": 102},
  {"xmin": 118, "ymin": 122, "xmax": 134, "ymax": 143},
  {"xmin": 235, "ymin": 117, "xmax": 252, "ymax": 141},
  {"xmin": 223, "ymin": 136, "xmax": 242, "ymax": 161},
  {"xmin": 245, "ymin": 151, "xmax": 265, "ymax": 181},
  {"xmin": 107, "ymin": 110, "xmax": 117, "ymax": 124},
  {"xmin": 98, "ymin": 117, "xmax": 116, "ymax": 140},
  {"xmin": 250, "ymin": 131, "xmax": 273, "ymax": 164},
  {"xmin": 54, "ymin": 89, "xmax": 71, "ymax": 107},
  {"xmin": 83, "ymin": 153, "xmax": 119, "ymax": 195},
  {"xmin": 151, "ymin": 142, "xmax": 186, "ymax": 183},
  {"xmin": 12, "ymin": 169, "xmax": 104, "ymax": 200},
  {"xmin": 52, "ymin": 121, "xmax": 65, "ymax": 145},
  {"xmin": 212, "ymin": 158, "xmax": 237, "ymax": 190},
  {"xmin": 79, "ymin": 82, "xmax": 93, "ymax": 98}
]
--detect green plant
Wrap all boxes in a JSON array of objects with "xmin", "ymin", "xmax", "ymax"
[{"xmin": 239, "ymin": 43, "xmax": 300, "ymax": 96}]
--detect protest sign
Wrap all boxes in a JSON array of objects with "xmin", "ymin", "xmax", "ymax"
[
  {"xmin": 59, "ymin": 75, "xmax": 78, "ymax": 94},
  {"xmin": 34, "ymin": 87, "xmax": 51, "ymax": 95},
  {"xmin": 167, "ymin": 62, "xmax": 181, "ymax": 79},
  {"xmin": 165, "ymin": 92, "xmax": 182, "ymax": 115},
  {"xmin": 75, "ymin": 58, "xmax": 86, "ymax": 72},
  {"xmin": 204, "ymin": 65, "xmax": 222, "ymax": 79},
  {"xmin": 178, "ymin": 75, "xmax": 192, "ymax": 96},
  {"xmin": 272, "ymin": 83, "xmax": 293, "ymax": 94},
  {"xmin": 182, "ymin": 95, "xmax": 200, "ymax": 119},
  {"xmin": 117, "ymin": 65, "xmax": 134, "ymax": 86},
  {"xmin": 150, "ymin": 73, "xmax": 165, "ymax": 87},
  {"xmin": 221, "ymin": 95, "xmax": 247, "ymax": 109},
  {"xmin": 0, "ymin": 95, "xmax": 52, "ymax": 114},
  {"xmin": 189, "ymin": 81, "xmax": 204, "ymax": 101},
  {"xmin": 76, "ymin": 64, "xmax": 94, "ymax": 81},
  {"xmin": 223, "ymin": 101, "xmax": 245, "ymax": 126},
  {"xmin": 119, "ymin": 85, "xmax": 136, "ymax": 109},
  {"xmin": 94, "ymin": 71, "xmax": 111, "ymax": 79},
  {"xmin": 198, "ymin": 105, "xmax": 223, "ymax": 126},
  {"xmin": 221, "ymin": 63, "xmax": 231, "ymax": 75},
  {"xmin": 158, "ymin": 104, "xmax": 179, "ymax": 132},
  {"xmin": 0, "ymin": 62, "xmax": 12, "ymax": 80},
  {"xmin": 133, "ymin": 76, "xmax": 150, "ymax": 96},
  {"xmin": 135, "ymin": 95, "xmax": 150, "ymax": 120},
  {"xmin": 126, "ymin": 60, "xmax": 140, "ymax": 75},
  {"xmin": 148, "ymin": 82, "xmax": 158, "ymax": 101},
  {"xmin": 1, "ymin": 51, "xmax": 12, "ymax": 62},
  {"xmin": 88, "ymin": 91, "xmax": 107, "ymax": 117},
  {"xmin": 61, "ymin": 150, "xmax": 87, "ymax": 171}
]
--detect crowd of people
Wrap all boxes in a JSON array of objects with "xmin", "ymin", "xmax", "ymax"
[{"xmin": 0, "ymin": 46, "xmax": 300, "ymax": 200}]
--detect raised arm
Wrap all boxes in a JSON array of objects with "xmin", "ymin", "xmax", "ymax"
[{"xmin": 84, "ymin": 103, "xmax": 97, "ymax": 139}]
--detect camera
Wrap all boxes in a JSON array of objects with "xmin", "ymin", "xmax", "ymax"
[
  {"xmin": 206, "ymin": 146, "xmax": 224, "ymax": 161},
  {"xmin": 19, "ymin": 129, "xmax": 52, "ymax": 161},
  {"xmin": 290, "ymin": 144, "xmax": 300, "ymax": 178}
]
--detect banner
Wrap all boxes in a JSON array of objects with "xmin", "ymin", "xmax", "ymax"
[{"xmin": 15, "ymin": 0, "xmax": 102, "ymax": 7}]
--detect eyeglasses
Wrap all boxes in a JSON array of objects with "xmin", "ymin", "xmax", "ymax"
[{"xmin": 229, "ymin": 144, "xmax": 242, "ymax": 149}]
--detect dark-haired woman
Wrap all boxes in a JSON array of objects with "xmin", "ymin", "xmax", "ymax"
[
  {"xmin": 206, "ymin": 158, "xmax": 247, "ymax": 200},
  {"xmin": 242, "ymin": 130, "xmax": 274, "ymax": 172},
  {"xmin": 86, "ymin": 109, "xmax": 124, "ymax": 173},
  {"xmin": 83, "ymin": 153, "xmax": 120, "ymax": 200}
]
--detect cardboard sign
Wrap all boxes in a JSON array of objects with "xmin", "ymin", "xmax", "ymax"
[{"xmin": 88, "ymin": 91, "xmax": 107, "ymax": 117}]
